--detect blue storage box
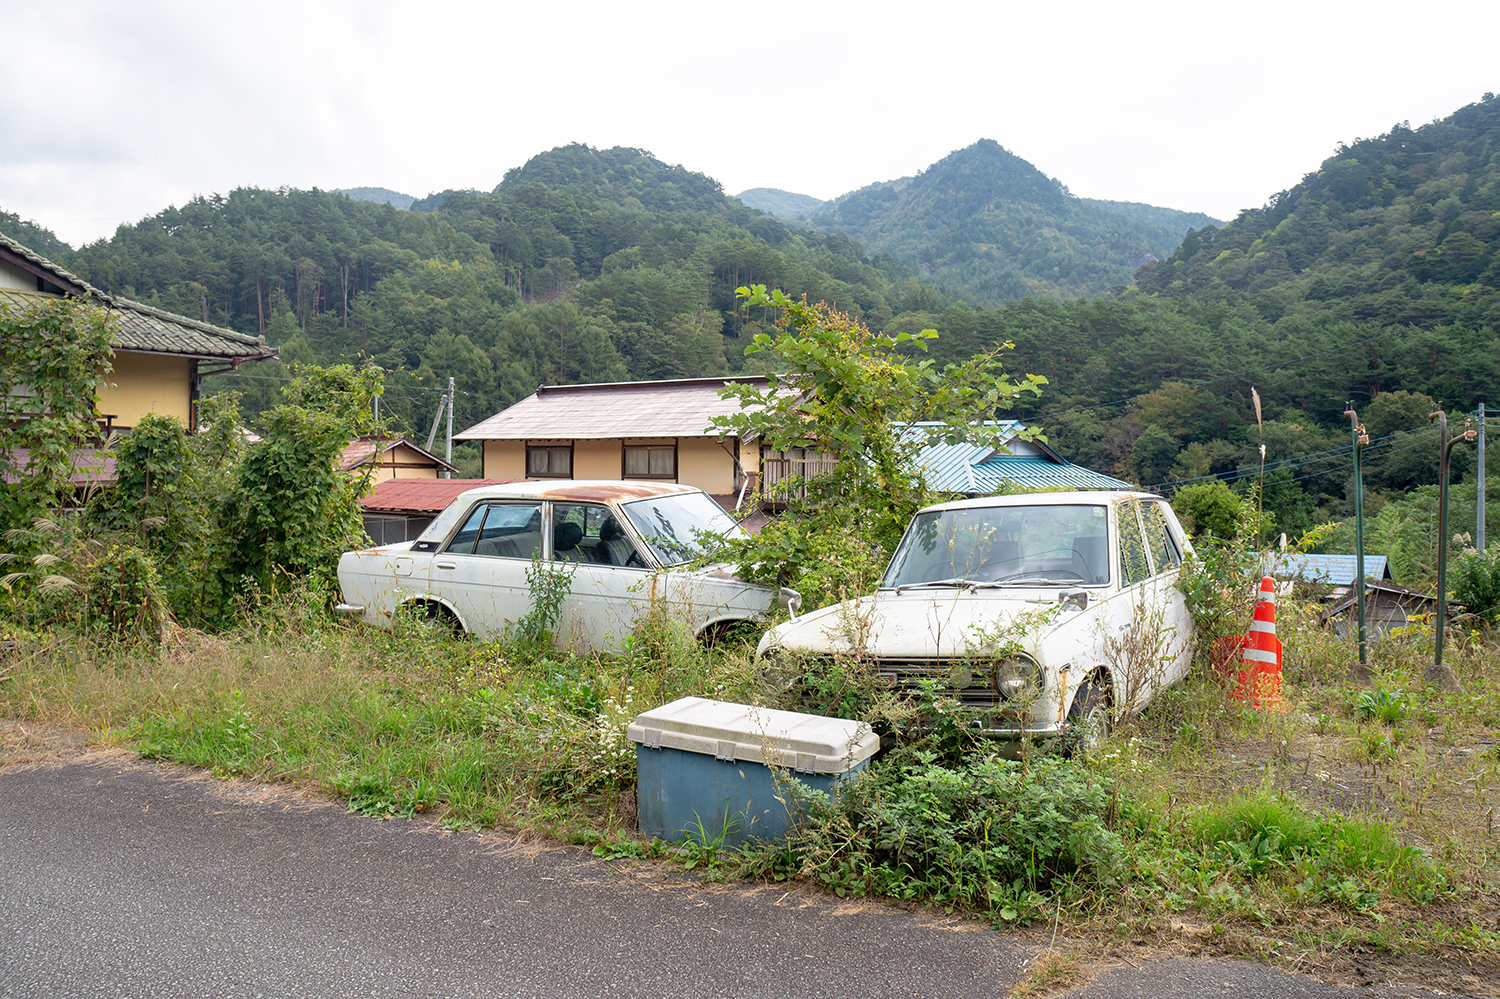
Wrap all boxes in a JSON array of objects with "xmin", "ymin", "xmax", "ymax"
[{"xmin": 628, "ymin": 696, "xmax": 879, "ymax": 846}]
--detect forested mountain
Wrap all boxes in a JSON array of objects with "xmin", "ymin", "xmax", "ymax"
[
  {"xmin": 338, "ymin": 187, "xmax": 417, "ymax": 210},
  {"xmin": 733, "ymin": 188, "xmax": 828, "ymax": 224},
  {"xmin": 1139, "ymin": 95, "xmax": 1500, "ymax": 327},
  {"xmin": 8, "ymin": 102, "xmax": 1497, "ymax": 553},
  {"xmin": 806, "ymin": 140, "xmax": 1222, "ymax": 304},
  {"xmin": 25, "ymin": 145, "xmax": 946, "ymax": 456}
]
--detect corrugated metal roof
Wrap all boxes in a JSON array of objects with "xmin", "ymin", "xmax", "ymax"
[
  {"xmin": 1274, "ymin": 553, "xmax": 1392, "ymax": 585},
  {"xmin": 455, "ymin": 376, "xmax": 769, "ymax": 440},
  {"xmin": 908, "ymin": 422, "xmax": 1133, "ymax": 494},
  {"xmin": 0, "ymin": 231, "xmax": 275, "ymax": 360},
  {"xmin": 969, "ymin": 456, "xmax": 1134, "ymax": 493},
  {"xmin": 359, "ymin": 478, "xmax": 517, "ymax": 514}
]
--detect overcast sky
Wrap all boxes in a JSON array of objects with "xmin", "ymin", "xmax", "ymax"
[{"xmin": 3, "ymin": 0, "xmax": 1496, "ymax": 247}]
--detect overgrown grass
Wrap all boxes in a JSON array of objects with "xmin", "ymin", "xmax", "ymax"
[
  {"xmin": 5, "ymin": 586, "xmax": 1500, "ymax": 984},
  {"xmin": 0, "ymin": 600, "xmax": 758, "ymax": 838}
]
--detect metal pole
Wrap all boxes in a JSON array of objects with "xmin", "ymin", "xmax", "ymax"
[
  {"xmin": 1429, "ymin": 409, "xmax": 1477, "ymax": 686},
  {"xmin": 1345, "ymin": 404, "xmax": 1369, "ymax": 669},
  {"xmin": 445, "ymin": 376, "xmax": 454, "ymax": 479},
  {"xmin": 1478, "ymin": 402, "xmax": 1487, "ymax": 552}
]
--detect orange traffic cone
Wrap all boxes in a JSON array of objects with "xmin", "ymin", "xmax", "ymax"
[{"xmin": 1235, "ymin": 576, "xmax": 1282, "ymax": 708}]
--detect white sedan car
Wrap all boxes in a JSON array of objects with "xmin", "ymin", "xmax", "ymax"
[
  {"xmin": 756, "ymin": 491, "xmax": 1195, "ymax": 751},
  {"xmin": 337, "ymin": 481, "xmax": 774, "ymax": 650}
]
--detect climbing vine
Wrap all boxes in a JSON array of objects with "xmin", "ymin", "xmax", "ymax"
[{"xmin": 0, "ymin": 298, "xmax": 116, "ymax": 533}]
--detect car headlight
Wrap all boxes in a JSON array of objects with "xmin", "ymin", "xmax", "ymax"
[{"xmin": 992, "ymin": 656, "xmax": 1041, "ymax": 702}]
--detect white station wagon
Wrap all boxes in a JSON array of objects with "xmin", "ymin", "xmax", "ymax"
[
  {"xmin": 756, "ymin": 491, "xmax": 1195, "ymax": 751},
  {"xmin": 336, "ymin": 481, "xmax": 774, "ymax": 650}
]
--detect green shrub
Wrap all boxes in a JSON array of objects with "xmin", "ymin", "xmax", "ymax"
[
  {"xmin": 742, "ymin": 752, "xmax": 1121, "ymax": 918},
  {"xmin": 1451, "ymin": 545, "xmax": 1500, "ymax": 628}
]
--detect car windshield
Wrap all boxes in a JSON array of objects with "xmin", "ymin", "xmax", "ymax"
[
  {"xmin": 621, "ymin": 492, "xmax": 745, "ymax": 566},
  {"xmin": 882, "ymin": 503, "xmax": 1111, "ymax": 587}
]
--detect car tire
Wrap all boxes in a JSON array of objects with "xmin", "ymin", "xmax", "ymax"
[
  {"xmin": 420, "ymin": 602, "xmax": 464, "ymax": 638},
  {"xmin": 1064, "ymin": 679, "xmax": 1111, "ymax": 758}
]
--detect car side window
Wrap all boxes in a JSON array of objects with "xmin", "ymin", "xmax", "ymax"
[
  {"xmin": 1117, "ymin": 503, "xmax": 1151, "ymax": 586},
  {"xmin": 445, "ymin": 503, "xmax": 542, "ymax": 558},
  {"xmin": 1142, "ymin": 502, "xmax": 1182, "ymax": 574},
  {"xmin": 550, "ymin": 503, "xmax": 610, "ymax": 563}
]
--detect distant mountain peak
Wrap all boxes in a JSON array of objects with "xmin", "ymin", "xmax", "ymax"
[{"xmin": 337, "ymin": 187, "xmax": 416, "ymax": 210}]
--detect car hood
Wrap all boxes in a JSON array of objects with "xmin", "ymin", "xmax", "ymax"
[{"xmin": 759, "ymin": 586, "xmax": 1094, "ymax": 660}]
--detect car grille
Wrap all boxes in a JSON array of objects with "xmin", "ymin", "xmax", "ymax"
[{"xmin": 855, "ymin": 656, "xmax": 1006, "ymax": 708}]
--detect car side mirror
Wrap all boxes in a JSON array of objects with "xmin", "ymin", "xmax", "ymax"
[
  {"xmin": 1057, "ymin": 589, "xmax": 1088, "ymax": 611},
  {"xmin": 778, "ymin": 587, "xmax": 803, "ymax": 619}
]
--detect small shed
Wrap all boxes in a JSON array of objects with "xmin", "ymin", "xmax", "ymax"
[
  {"xmin": 1322, "ymin": 580, "xmax": 1453, "ymax": 640},
  {"xmin": 358, "ymin": 478, "xmax": 515, "ymax": 545},
  {"xmin": 1273, "ymin": 553, "xmax": 1392, "ymax": 600}
]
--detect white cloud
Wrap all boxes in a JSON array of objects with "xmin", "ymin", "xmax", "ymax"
[{"xmin": 3, "ymin": 0, "xmax": 1496, "ymax": 244}]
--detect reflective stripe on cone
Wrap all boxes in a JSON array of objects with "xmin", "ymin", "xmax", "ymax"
[{"xmin": 1235, "ymin": 575, "xmax": 1282, "ymax": 708}]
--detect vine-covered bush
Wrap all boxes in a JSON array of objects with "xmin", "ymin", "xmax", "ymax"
[
  {"xmin": 1451, "ymin": 546, "xmax": 1500, "ymax": 628},
  {"xmin": 0, "ymin": 299, "xmax": 115, "ymax": 534}
]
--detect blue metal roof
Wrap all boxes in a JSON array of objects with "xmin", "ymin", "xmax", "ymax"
[
  {"xmin": 907, "ymin": 422, "xmax": 1134, "ymax": 495},
  {"xmin": 1273, "ymin": 553, "xmax": 1391, "ymax": 586}
]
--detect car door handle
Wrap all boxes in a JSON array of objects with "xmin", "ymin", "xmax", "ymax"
[{"xmin": 437, "ymin": 561, "xmax": 456, "ymax": 570}]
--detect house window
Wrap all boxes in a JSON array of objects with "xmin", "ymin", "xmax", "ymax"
[
  {"xmin": 623, "ymin": 444, "xmax": 675, "ymax": 479},
  {"xmin": 526, "ymin": 445, "xmax": 572, "ymax": 478}
]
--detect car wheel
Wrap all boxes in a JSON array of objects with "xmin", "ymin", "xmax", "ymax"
[
  {"xmin": 418, "ymin": 602, "xmax": 464, "ymax": 639},
  {"xmin": 700, "ymin": 619, "xmax": 761, "ymax": 650},
  {"xmin": 1064, "ymin": 679, "xmax": 1111, "ymax": 758}
]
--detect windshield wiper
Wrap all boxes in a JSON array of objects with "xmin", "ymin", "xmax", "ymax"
[
  {"xmin": 986, "ymin": 575, "xmax": 1084, "ymax": 586},
  {"xmin": 892, "ymin": 577, "xmax": 976, "ymax": 594}
]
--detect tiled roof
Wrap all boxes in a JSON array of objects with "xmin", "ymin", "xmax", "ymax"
[
  {"xmin": 456, "ymin": 376, "xmax": 769, "ymax": 441},
  {"xmin": 0, "ymin": 230, "xmax": 275, "ymax": 361},
  {"xmin": 359, "ymin": 478, "xmax": 517, "ymax": 515}
]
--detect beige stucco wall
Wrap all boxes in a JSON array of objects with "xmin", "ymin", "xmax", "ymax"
[
  {"xmin": 480, "ymin": 435, "xmax": 744, "ymax": 491},
  {"xmin": 483, "ymin": 440, "xmax": 526, "ymax": 479},
  {"xmin": 574, "ymin": 439, "xmax": 621, "ymax": 479},
  {"xmin": 678, "ymin": 437, "xmax": 736, "ymax": 493},
  {"xmin": 99, "ymin": 352, "xmax": 192, "ymax": 427}
]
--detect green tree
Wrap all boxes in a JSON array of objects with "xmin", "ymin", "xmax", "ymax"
[
  {"xmin": 711, "ymin": 285, "xmax": 1046, "ymax": 603},
  {"xmin": 1172, "ymin": 480, "xmax": 1243, "ymax": 539},
  {"xmin": 220, "ymin": 365, "xmax": 383, "ymax": 592}
]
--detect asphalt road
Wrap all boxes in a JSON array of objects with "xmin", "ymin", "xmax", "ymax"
[{"xmin": 0, "ymin": 752, "xmax": 1478, "ymax": 999}]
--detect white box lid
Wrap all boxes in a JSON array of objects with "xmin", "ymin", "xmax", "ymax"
[{"xmin": 627, "ymin": 696, "xmax": 879, "ymax": 775}]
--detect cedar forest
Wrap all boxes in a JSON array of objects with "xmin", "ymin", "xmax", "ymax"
[{"xmin": 4, "ymin": 93, "xmax": 1500, "ymax": 588}]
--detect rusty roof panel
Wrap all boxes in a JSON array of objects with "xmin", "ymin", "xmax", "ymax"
[{"xmin": 359, "ymin": 478, "xmax": 516, "ymax": 514}]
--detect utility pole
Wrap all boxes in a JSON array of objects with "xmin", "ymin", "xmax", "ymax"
[
  {"xmin": 1345, "ymin": 404, "xmax": 1370, "ymax": 677},
  {"xmin": 1429, "ymin": 408, "xmax": 1476, "ymax": 691},
  {"xmin": 445, "ymin": 377, "xmax": 455, "ymax": 480},
  {"xmin": 1479, "ymin": 402, "xmax": 1487, "ymax": 551}
]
